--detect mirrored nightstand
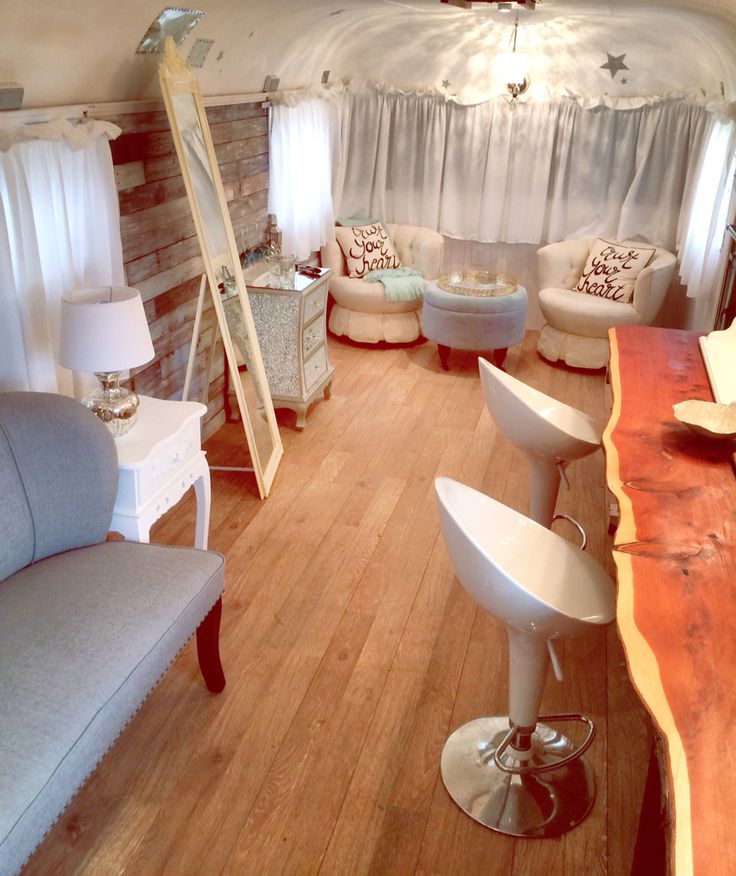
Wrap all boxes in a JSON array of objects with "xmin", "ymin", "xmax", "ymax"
[{"xmin": 246, "ymin": 267, "xmax": 334, "ymax": 429}]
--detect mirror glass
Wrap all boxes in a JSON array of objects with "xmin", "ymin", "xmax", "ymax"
[{"xmin": 159, "ymin": 39, "xmax": 282, "ymax": 497}]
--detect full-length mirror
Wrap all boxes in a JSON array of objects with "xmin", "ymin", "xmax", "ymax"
[{"xmin": 158, "ymin": 38, "xmax": 282, "ymax": 497}]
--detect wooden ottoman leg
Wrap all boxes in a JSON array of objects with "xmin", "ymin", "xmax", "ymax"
[
  {"xmin": 196, "ymin": 596, "xmax": 226, "ymax": 693},
  {"xmin": 438, "ymin": 344, "xmax": 451, "ymax": 371},
  {"xmin": 493, "ymin": 347, "xmax": 508, "ymax": 369}
]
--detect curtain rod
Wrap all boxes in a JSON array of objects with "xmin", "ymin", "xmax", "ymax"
[{"xmin": 1, "ymin": 91, "xmax": 268, "ymax": 125}]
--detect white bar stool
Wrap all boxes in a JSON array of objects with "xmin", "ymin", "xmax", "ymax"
[
  {"xmin": 435, "ymin": 476, "xmax": 615, "ymax": 838},
  {"xmin": 478, "ymin": 357, "xmax": 601, "ymax": 544}
]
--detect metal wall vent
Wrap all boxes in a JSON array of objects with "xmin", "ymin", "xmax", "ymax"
[{"xmin": 187, "ymin": 38, "xmax": 214, "ymax": 67}]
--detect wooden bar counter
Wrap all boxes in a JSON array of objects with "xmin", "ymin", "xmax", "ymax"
[{"xmin": 604, "ymin": 325, "xmax": 736, "ymax": 875}]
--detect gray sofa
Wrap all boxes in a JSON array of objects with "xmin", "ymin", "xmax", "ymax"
[{"xmin": 0, "ymin": 392, "xmax": 226, "ymax": 876}]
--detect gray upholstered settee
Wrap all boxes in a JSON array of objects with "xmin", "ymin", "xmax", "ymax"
[{"xmin": 0, "ymin": 392, "xmax": 225, "ymax": 876}]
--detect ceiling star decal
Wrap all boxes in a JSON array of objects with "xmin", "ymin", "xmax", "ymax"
[{"xmin": 600, "ymin": 52, "xmax": 629, "ymax": 79}]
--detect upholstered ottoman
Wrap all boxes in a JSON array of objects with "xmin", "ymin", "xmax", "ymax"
[{"xmin": 422, "ymin": 281, "xmax": 527, "ymax": 370}]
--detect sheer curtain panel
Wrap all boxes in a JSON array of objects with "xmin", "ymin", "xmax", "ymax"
[
  {"xmin": 0, "ymin": 126, "xmax": 124, "ymax": 394},
  {"xmin": 332, "ymin": 88, "xmax": 711, "ymax": 253},
  {"xmin": 269, "ymin": 97, "xmax": 335, "ymax": 260},
  {"xmin": 676, "ymin": 116, "xmax": 736, "ymax": 328}
]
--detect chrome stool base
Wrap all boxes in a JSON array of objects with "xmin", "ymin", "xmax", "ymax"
[{"xmin": 440, "ymin": 716, "xmax": 595, "ymax": 838}]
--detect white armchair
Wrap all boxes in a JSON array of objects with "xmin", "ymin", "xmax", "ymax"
[
  {"xmin": 321, "ymin": 223, "xmax": 443, "ymax": 344},
  {"xmin": 536, "ymin": 238, "xmax": 677, "ymax": 369}
]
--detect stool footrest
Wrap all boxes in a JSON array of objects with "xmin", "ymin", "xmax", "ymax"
[
  {"xmin": 494, "ymin": 712, "xmax": 596, "ymax": 775},
  {"xmin": 551, "ymin": 513, "xmax": 587, "ymax": 549}
]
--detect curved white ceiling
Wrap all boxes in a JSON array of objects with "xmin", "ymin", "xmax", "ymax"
[{"xmin": 2, "ymin": 0, "xmax": 736, "ymax": 108}]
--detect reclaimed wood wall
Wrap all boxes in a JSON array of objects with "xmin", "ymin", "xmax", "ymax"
[{"xmin": 108, "ymin": 101, "xmax": 269, "ymax": 436}]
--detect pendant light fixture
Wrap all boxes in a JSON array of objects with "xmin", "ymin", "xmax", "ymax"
[{"xmin": 495, "ymin": 12, "xmax": 530, "ymax": 99}]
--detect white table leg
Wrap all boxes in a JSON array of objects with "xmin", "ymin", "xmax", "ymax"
[
  {"xmin": 192, "ymin": 454, "xmax": 212, "ymax": 550},
  {"xmin": 110, "ymin": 514, "xmax": 151, "ymax": 544}
]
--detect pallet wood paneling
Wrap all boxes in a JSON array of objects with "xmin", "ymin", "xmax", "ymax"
[{"xmin": 109, "ymin": 100, "xmax": 269, "ymax": 436}]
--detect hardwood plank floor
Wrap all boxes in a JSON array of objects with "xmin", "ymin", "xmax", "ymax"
[{"xmin": 23, "ymin": 331, "xmax": 652, "ymax": 876}]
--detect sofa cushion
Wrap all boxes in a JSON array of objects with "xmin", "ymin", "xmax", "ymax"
[
  {"xmin": 0, "ymin": 539, "xmax": 224, "ymax": 876},
  {"xmin": 335, "ymin": 223, "xmax": 401, "ymax": 278},
  {"xmin": 539, "ymin": 287, "xmax": 644, "ymax": 338},
  {"xmin": 329, "ymin": 273, "xmax": 422, "ymax": 314},
  {"xmin": 574, "ymin": 238, "xmax": 655, "ymax": 303}
]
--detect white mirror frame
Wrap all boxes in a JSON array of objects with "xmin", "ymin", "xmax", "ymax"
[{"xmin": 158, "ymin": 37, "xmax": 283, "ymax": 498}]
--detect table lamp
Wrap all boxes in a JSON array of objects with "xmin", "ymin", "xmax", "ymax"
[{"xmin": 59, "ymin": 287, "xmax": 155, "ymax": 436}]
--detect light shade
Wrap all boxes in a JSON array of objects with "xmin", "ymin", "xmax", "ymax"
[
  {"xmin": 60, "ymin": 287, "xmax": 154, "ymax": 373},
  {"xmin": 495, "ymin": 51, "xmax": 529, "ymax": 87}
]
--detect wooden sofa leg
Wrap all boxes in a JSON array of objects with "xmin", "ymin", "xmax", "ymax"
[
  {"xmin": 196, "ymin": 597, "xmax": 226, "ymax": 693},
  {"xmin": 437, "ymin": 344, "xmax": 451, "ymax": 371}
]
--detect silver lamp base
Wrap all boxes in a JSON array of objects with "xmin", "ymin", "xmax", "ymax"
[
  {"xmin": 82, "ymin": 371, "xmax": 140, "ymax": 437},
  {"xmin": 440, "ymin": 716, "xmax": 595, "ymax": 838}
]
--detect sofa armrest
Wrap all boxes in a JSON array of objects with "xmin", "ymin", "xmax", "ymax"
[
  {"xmin": 414, "ymin": 230, "xmax": 444, "ymax": 280},
  {"xmin": 631, "ymin": 250, "xmax": 677, "ymax": 322},
  {"xmin": 537, "ymin": 239, "xmax": 592, "ymax": 290},
  {"xmin": 320, "ymin": 240, "xmax": 346, "ymax": 277}
]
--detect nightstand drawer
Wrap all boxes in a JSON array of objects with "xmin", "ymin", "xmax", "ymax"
[
  {"xmin": 115, "ymin": 417, "xmax": 201, "ymax": 512},
  {"xmin": 304, "ymin": 344, "xmax": 327, "ymax": 392},
  {"xmin": 303, "ymin": 284, "xmax": 326, "ymax": 324},
  {"xmin": 303, "ymin": 318, "xmax": 324, "ymax": 358}
]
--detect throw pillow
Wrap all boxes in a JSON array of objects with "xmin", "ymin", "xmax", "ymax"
[
  {"xmin": 335, "ymin": 223, "xmax": 401, "ymax": 278},
  {"xmin": 574, "ymin": 239, "xmax": 656, "ymax": 303}
]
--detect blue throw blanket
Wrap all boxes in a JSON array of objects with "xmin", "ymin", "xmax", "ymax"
[{"xmin": 364, "ymin": 267, "xmax": 426, "ymax": 301}]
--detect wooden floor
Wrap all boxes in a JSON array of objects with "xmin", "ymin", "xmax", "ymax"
[{"xmin": 25, "ymin": 331, "xmax": 653, "ymax": 876}]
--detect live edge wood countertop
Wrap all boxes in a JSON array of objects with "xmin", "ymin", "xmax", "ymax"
[{"xmin": 603, "ymin": 325, "xmax": 736, "ymax": 876}]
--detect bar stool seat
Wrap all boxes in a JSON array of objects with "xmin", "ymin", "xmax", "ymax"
[
  {"xmin": 435, "ymin": 476, "xmax": 615, "ymax": 837},
  {"xmin": 478, "ymin": 356, "xmax": 601, "ymax": 540}
]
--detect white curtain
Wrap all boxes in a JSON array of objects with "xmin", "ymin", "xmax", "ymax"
[
  {"xmin": 269, "ymin": 96, "xmax": 336, "ymax": 260},
  {"xmin": 269, "ymin": 82, "xmax": 734, "ymax": 330},
  {"xmin": 676, "ymin": 115, "xmax": 736, "ymax": 327},
  {"xmin": 332, "ymin": 88, "xmax": 712, "ymax": 252},
  {"xmin": 0, "ymin": 125, "xmax": 124, "ymax": 394}
]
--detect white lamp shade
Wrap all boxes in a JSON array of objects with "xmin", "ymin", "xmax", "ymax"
[
  {"xmin": 495, "ymin": 51, "xmax": 528, "ymax": 86},
  {"xmin": 60, "ymin": 287, "xmax": 155, "ymax": 373}
]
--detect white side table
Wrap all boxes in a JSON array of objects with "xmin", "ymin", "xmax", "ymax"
[{"xmin": 110, "ymin": 396, "xmax": 211, "ymax": 549}]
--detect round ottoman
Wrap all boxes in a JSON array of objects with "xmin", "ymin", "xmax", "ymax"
[{"xmin": 422, "ymin": 281, "xmax": 527, "ymax": 370}]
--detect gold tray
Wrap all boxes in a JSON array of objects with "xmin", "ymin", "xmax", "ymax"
[{"xmin": 438, "ymin": 271, "xmax": 517, "ymax": 298}]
